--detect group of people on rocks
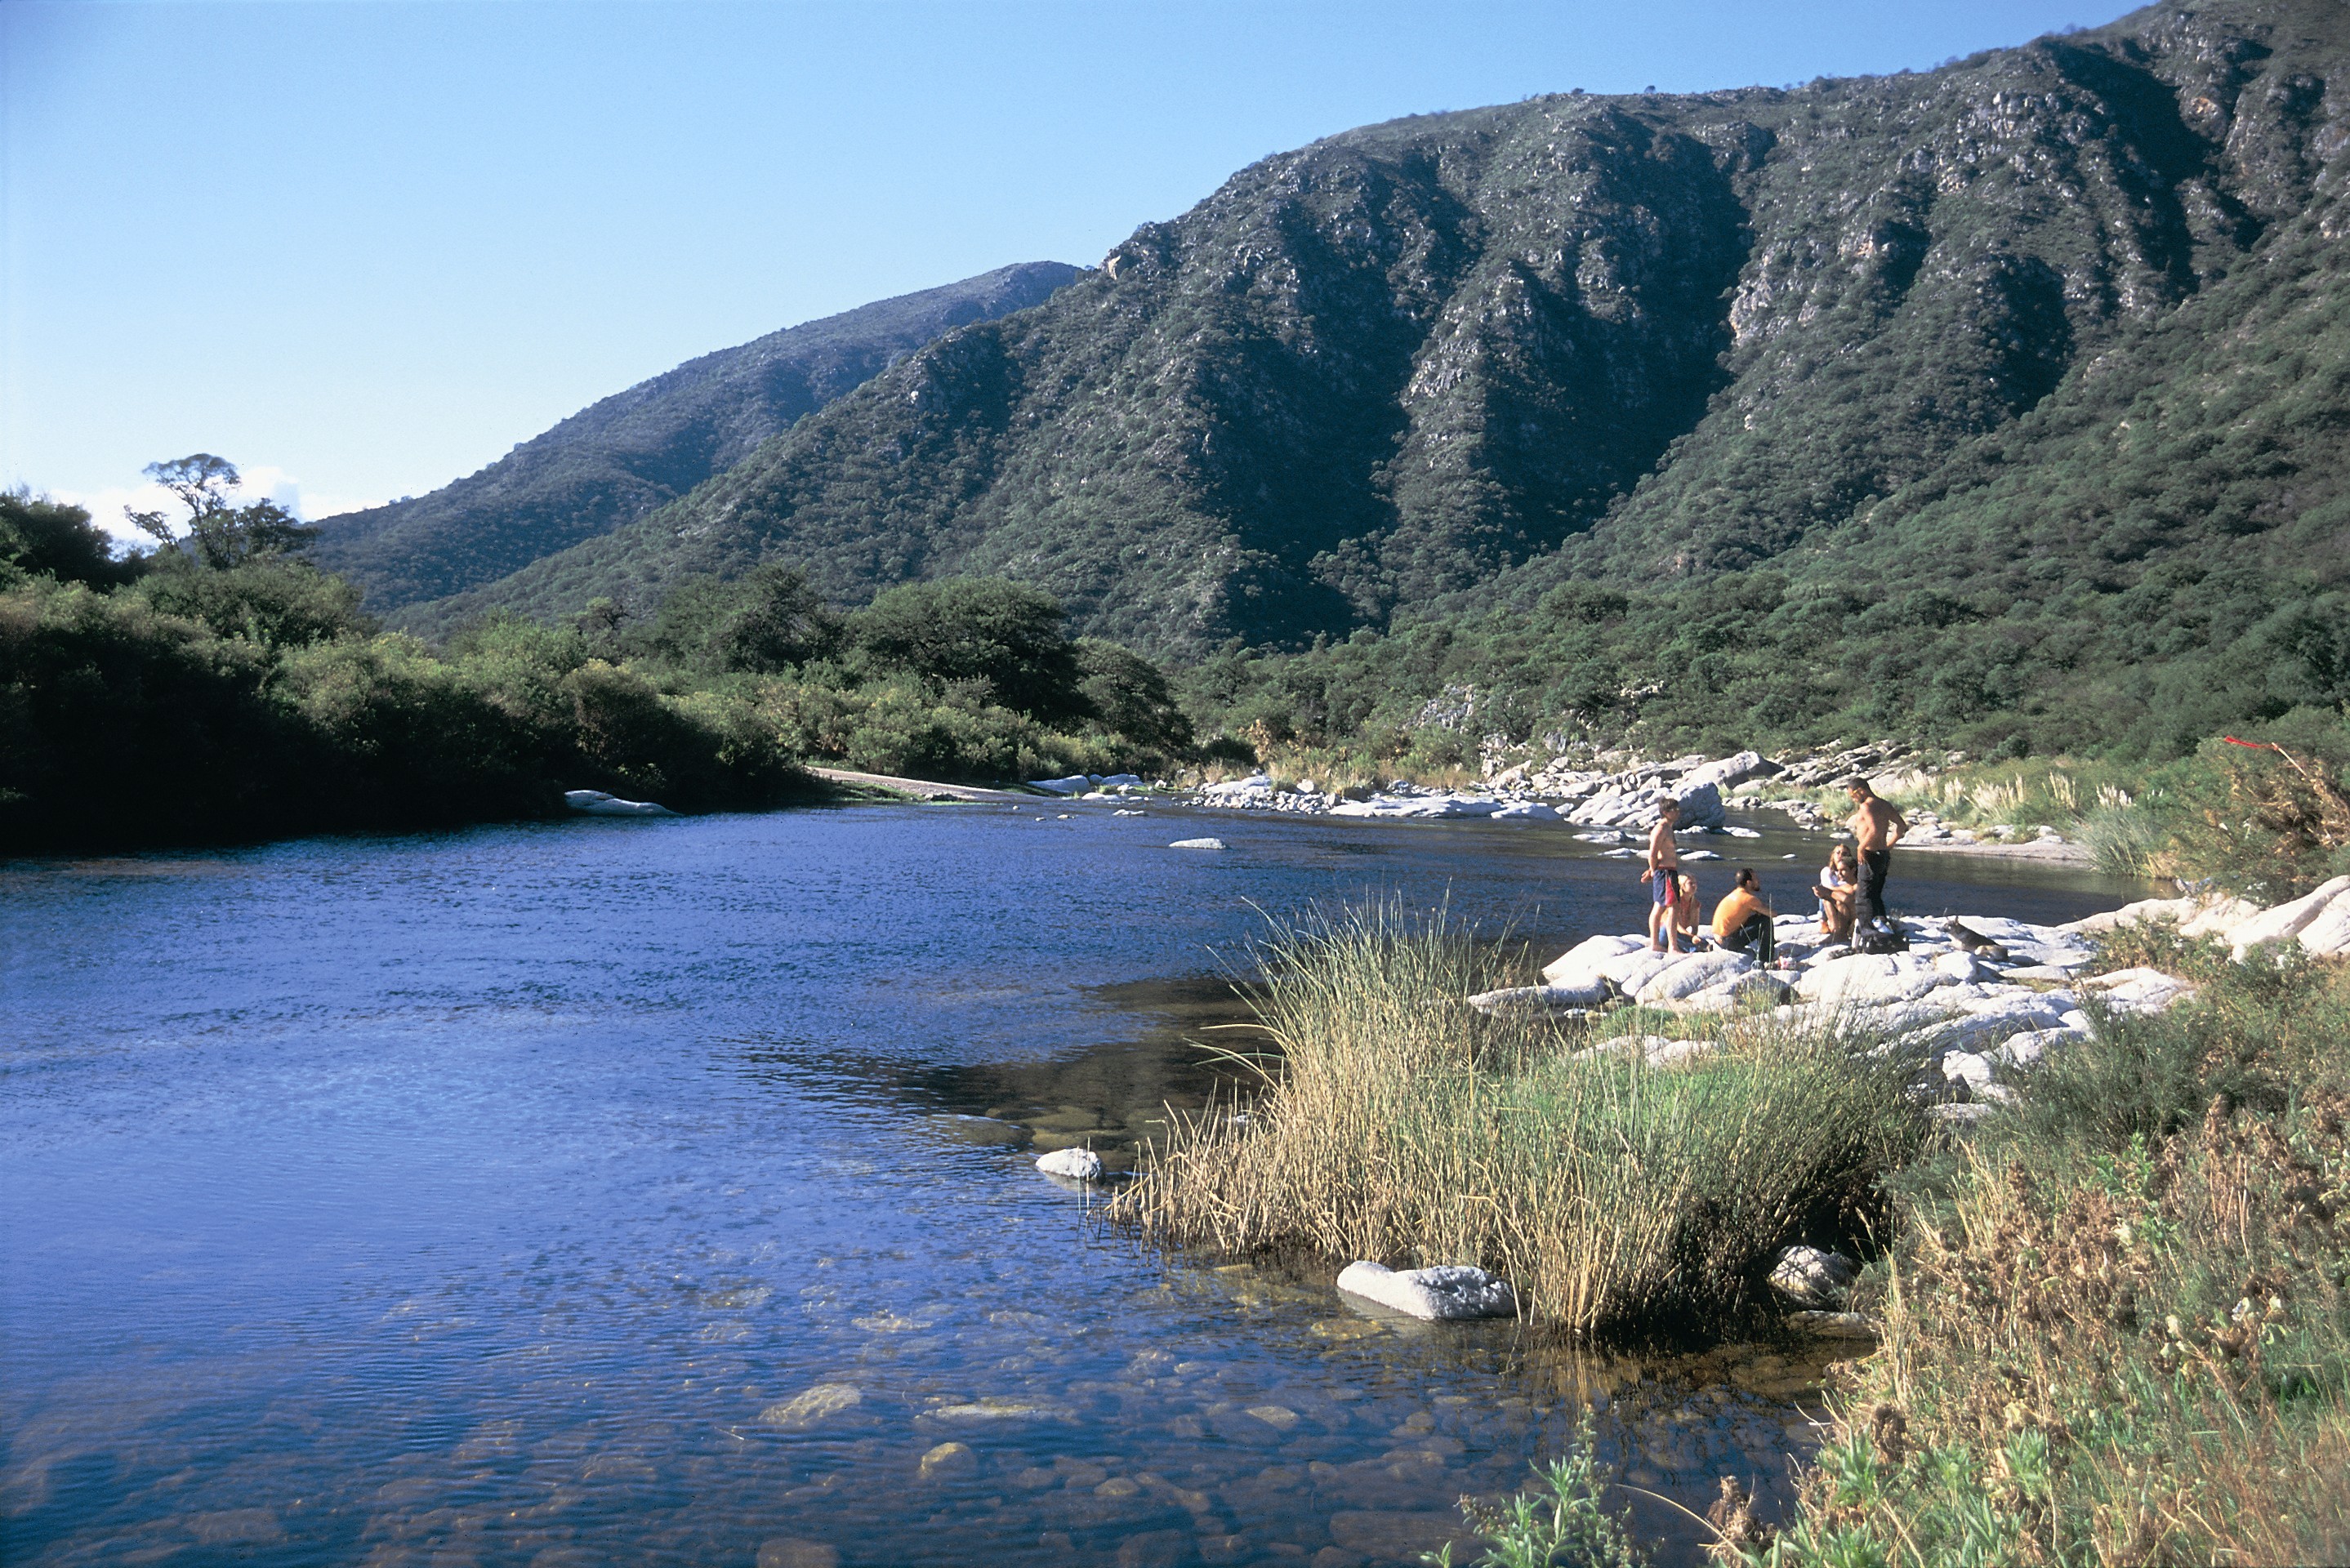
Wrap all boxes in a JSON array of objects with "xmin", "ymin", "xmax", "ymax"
[{"xmin": 1639, "ymin": 779, "xmax": 1907, "ymax": 958}]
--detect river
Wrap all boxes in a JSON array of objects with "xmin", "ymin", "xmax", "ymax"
[{"xmin": 0, "ymin": 803, "xmax": 2139, "ymax": 1566}]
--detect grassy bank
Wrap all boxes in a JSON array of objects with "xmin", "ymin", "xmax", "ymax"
[
  {"xmin": 1750, "ymin": 935, "xmax": 2350, "ymax": 1568},
  {"xmin": 1107, "ymin": 905, "xmax": 1918, "ymax": 1339},
  {"xmin": 1363, "ymin": 925, "xmax": 2350, "ymax": 1566},
  {"xmin": 1116, "ymin": 899, "xmax": 2350, "ymax": 1564}
]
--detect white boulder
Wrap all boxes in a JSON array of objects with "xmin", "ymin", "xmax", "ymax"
[
  {"xmin": 2299, "ymin": 893, "xmax": 2350, "ymax": 956},
  {"xmin": 564, "ymin": 789, "xmax": 677, "ymax": 817},
  {"xmin": 1167, "ymin": 837, "xmax": 1229, "ymax": 850},
  {"xmin": 1942, "ymin": 1052, "xmax": 1995, "ymax": 1089},
  {"xmin": 1541, "ymin": 933, "xmax": 1644, "ymax": 986},
  {"xmin": 1634, "ymin": 950, "xmax": 1754, "ymax": 1004},
  {"xmin": 1679, "ymin": 751, "xmax": 1768, "ymax": 793},
  {"xmin": 1768, "ymin": 1245, "xmax": 1858, "ymax": 1309},
  {"xmin": 1035, "ymin": 1147, "xmax": 1104, "ymax": 1181},
  {"xmin": 1031, "ymin": 775, "xmax": 1095, "ymax": 795},
  {"xmin": 1467, "ymin": 982, "xmax": 1608, "ymax": 1014},
  {"xmin": 2227, "ymin": 875, "xmax": 2350, "ymax": 959},
  {"xmin": 1932, "ymin": 951, "xmax": 1984, "ymax": 984},
  {"xmin": 1336, "ymin": 1261, "xmax": 1518, "ymax": 1321}
]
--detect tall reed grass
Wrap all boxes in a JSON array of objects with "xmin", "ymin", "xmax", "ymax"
[{"xmin": 1109, "ymin": 903, "xmax": 1916, "ymax": 1338}]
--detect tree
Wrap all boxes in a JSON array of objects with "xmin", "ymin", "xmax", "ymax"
[
  {"xmin": 0, "ymin": 488, "xmax": 141, "ymax": 589},
  {"xmin": 127, "ymin": 454, "xmax": 319, "ymax": 569},
  {"xmin": 848, "ymin": 577, "xmax": 1081, "ymax": 719},
  {"xmin": 709, "ymin": 564, "xmax": 842, "ymax": 674}
]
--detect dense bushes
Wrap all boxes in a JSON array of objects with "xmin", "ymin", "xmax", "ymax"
[{"xmin": 1, "ymin": 493, "xmax": 1192, "ymax": 853}]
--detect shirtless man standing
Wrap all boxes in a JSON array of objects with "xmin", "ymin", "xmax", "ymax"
[
  {"xmin": 1642, "ymin": 798, "xmax": 1683, "ymax": 953},
  {"xmin": 1844, "ymin": 780, "xmax": 1908, "ymax": 933}
]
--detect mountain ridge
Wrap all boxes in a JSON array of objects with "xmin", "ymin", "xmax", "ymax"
[
  {"xmin": 389, "ymin": 0, "xmax": 2348, "ymax": 758},
  {"xmin": 313, "ymin": 261, "xmax": 1081, "ymax": 610}
]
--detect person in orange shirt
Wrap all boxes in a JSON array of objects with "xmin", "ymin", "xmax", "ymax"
[{"xmin": 1712, "ymin": 866, "xmax": 1776, "ymax": 964}]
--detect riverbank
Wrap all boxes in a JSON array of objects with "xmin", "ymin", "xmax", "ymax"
[
  {"xmin": 1173, "ymin": 743, "xmax": 2097, "ymax": 861},
  {"xmin": 1114, "ymin": 879, "xmax": 2350, "ymax": 1563}
]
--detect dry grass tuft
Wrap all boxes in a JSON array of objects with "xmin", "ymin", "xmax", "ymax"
[{"xmin": 1108, "ymin": 902, "xmax": 1914, "ymax": 1337}]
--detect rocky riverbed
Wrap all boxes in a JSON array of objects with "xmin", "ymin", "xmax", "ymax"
[{"xmin": 1169, "ymin": 744, "xmax": 2083, "ymax": 858}]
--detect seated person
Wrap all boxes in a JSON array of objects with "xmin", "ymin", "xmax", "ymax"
[
  {"xmin": 1813, "ymin": 844, "xmax": 1858, "ymax": 939},
  {"xmin": 1673, "ymin": 871, "xmax": 1704, "ymax": 947},
  {"xmin": 1712, "ymin": 867, "xmax": 1776, "ymax": 964}
]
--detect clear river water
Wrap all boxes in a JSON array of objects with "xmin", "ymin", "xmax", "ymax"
[{"xmin": 0, "ymin": 802, "xmax": 2142, "ymax": 1568}]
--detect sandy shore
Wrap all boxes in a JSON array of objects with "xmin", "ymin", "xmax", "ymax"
[
  {"xmin": 809, "ymin": 766, "xmax": 1033, "ymax": 803},
  {"xmin": 1898, "ymin": 836, "xmax": 2091, "ymax": 864}
]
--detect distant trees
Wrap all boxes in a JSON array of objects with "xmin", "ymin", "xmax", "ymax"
[
  {"xmin": 847, "ymin": 577, "xmax": 1082, "ymax": 719},
  {"xmin": 0, "ymin": 489, "xmax": 139, "ymax": 589},
  {"xmin": 127, "ymin": 454, "xmax": 319, "ymax": 569}
]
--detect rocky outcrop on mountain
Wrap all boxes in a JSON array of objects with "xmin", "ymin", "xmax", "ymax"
[
  {"xmin": 314, "ymin": 262, "xmax": 1081, "ymax": 613},
  {"xmin": 407, "ymin": 0, "xmax": 2350, "ymax": 668}
]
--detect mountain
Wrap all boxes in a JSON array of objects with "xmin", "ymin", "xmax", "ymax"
[
  {"xmin": 310, "ymin": 261, "xmax": 1081, "ymax": 611},
  {"xmin": 397, "ymin": 0, "xmax": 2348, "ymax": 755}
]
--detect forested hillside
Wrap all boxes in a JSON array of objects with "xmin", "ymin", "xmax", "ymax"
[
  {"xmin": 403, "ymin": 0, "xmax": 2348, "ymax": 762},
  {"xmin": 311, "ymin": 261, "xmax": 1079, "ymax": 612}
]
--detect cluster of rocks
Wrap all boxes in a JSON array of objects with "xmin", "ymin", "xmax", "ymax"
[
  {"xmin": 1030, "ymin": 773, "xmax": 1154, "ymax": 797},
  {"xmin": 1179, "ymin": 746, "xmax": 2049, "ymax": 846},
  {"xmin": 2080, "ymin": 875, "xmax": 2350, "ymax": 961},
  {"xmin": 1468, "ymin": 910, "xmax": 2184, "ymax": 1123},
  {"xmin": 1464, "ymin": 877, "xmax": 2350, "ymax": 1126}
]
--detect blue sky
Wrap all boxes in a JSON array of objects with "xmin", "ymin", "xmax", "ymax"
[{"xmin": 3, "ymin": 0, "xmax": 2133, "ymax": 532}]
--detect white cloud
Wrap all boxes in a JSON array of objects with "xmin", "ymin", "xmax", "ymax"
[{"xmin": 47, "ymin": 466, "xmax": 386, "ymax": 546}]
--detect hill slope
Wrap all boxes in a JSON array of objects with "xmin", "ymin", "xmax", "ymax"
[
  {"xmin": 311, "ymin": 261, "xmax": 1081, "ymax": 611},
  {"xmin": 404, "ymin": 0, "xmax": 2348, "ymax": 755}
]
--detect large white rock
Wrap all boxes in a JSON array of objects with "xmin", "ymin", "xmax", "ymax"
[
  {"xmin": 1031, "ymin": 775, "xmax": 1095, "ymax": 795},
  {"xmin": 1336, "ymin": 1262, "xmax": 1518, "ymax": 1321},
  {"xmin": 1942, "ymin": 1052, "xmax": 1995, "ymax": 1088},
  {"xmin": 1035, "ymin": 1147, "xmax": 1104, "ymax": 1181},
  {"xmin": 564, "ymin": 789, "xmax": 677, "ymax": 817},
  {"xmin": 2299, "ymin": 894, "xmax": 2350, "ymax": 956},
  {"xmin": 2080, "ymin": 967, "xmax": 2197, "ymax": 1013},
  {"xmin": 1679, "ymin": 751, "xmax": 1768, "ymax": 793},
  {"xmin": 2227, "ymin": 875, "xmax": 2350, "ymax": 959},
  {"xmin": 1541, "ymin": 933, "xmax": 1645, "ymax": 985},
  {"xmin": 1467, "ymin": 982, "xmax": 1607, "ymax": 1015},
  {"xmin": 1768, "ymin": 1245, "xmax": 1857, "ymax": 1309},
  {"xmin": 2179, "ymin": 895, "xmax": 2263, "ymax": 938},
  {"xmin": 1705, "ymin": 970, "xmax": 1792, "ymax": 1010},
  {"xmin": 1167, "ymin": 837, "xmax": 1229, "ymax": 850},
  {"xmin": 1932, "ymin": 951, "xmax": 1985, "ymax": 984},
  {"xmin": 1993, "ymin": 1026, "xmax": 2089, "ymax": 1068},
  {"xmin": 1634, "ymin": 950, "xmax": 1755, "ymax": 1004},
  {"xmin": 1488, "ymin": 801, "xmax": 1562, "ymax": 822},
  {"xmin": 2065, "ymin": 896, "xmax": 2194, "ymax": 935},
  {"xmin": 1670, "ymin": 781, "xmax": 1727, "ymax": 830}
]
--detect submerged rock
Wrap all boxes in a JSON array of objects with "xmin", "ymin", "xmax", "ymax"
[
  {"xmin": 1167, "ymin": 837, "xmax": 1228, "ymax": 851},
  {"xmin": 759, "ymin": 1383, "xmax": 863, "ymax": 1428},
  {"xmin": 1336, "ymin": 1261, "xmax": 1518, "ymax": 1321}
]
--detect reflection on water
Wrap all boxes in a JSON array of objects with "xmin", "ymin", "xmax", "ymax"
[{"xmin": 0, "ymin": 806, "xmax": 2138, "ymax": 1566}]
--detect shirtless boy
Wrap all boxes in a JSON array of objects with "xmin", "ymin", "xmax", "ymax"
[
  {"xmin": 1641, "ymin": 798, "xmax": 1683, "ymax": 952},
  {"xmin": 1844, "ymin": 780, "xmax": 1908, "ymax": 932}
]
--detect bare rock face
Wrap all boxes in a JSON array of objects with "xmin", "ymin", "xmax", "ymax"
[{"xmin": 1336, "ymin": 1262, "xmax": 1518, "ymax": 1321}]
